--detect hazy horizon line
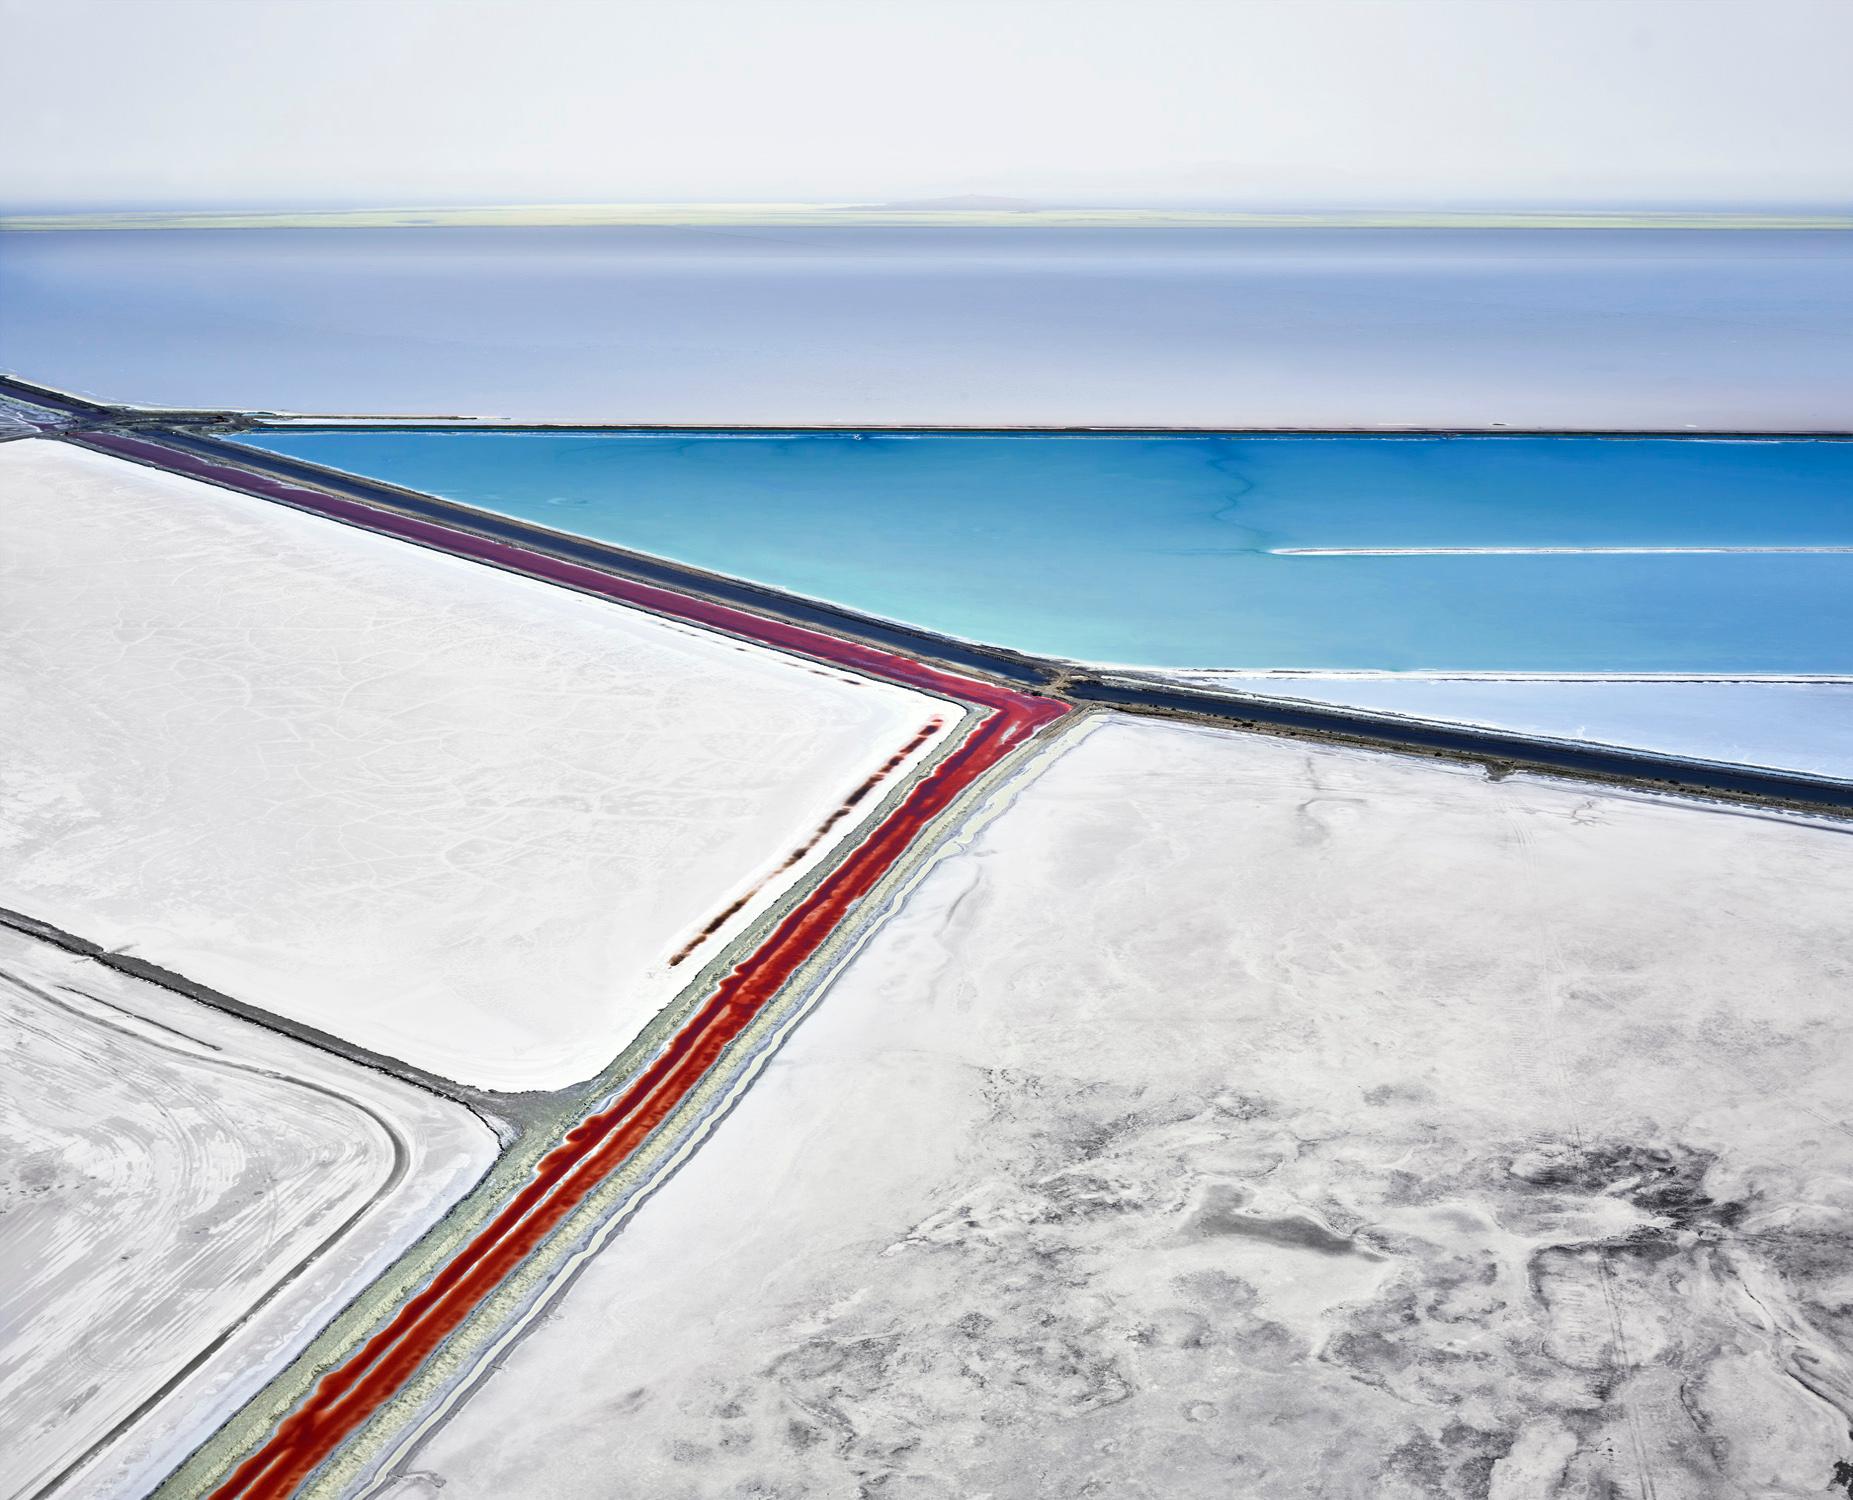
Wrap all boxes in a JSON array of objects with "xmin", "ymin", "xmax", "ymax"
[{"xmin": 7, "ymin": 200, "xmax": 1853, "ymax": 233}]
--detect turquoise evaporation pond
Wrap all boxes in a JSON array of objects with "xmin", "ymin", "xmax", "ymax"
[{"xmin": 228, "ymin": 430, "xmax": 1853, "ymax": 674}]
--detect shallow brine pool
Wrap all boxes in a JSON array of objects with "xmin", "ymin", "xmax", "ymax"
[{"xmin": 230, "ymin": 429, "xmax": 1853, "ymax": 674}]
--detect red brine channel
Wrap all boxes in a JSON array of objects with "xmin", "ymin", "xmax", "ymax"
[
  {"xmin": 72, "ymin": 431, "xmax": 1035, "ymax": 714},
  {"xmin": 68, "ymin": 433, "xmax": 1067, "ymax": 1497}
]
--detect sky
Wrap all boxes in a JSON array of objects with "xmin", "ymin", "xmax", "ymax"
[{"xmin": 3, "ymin": 0, "xmax": 1851, "ymax": 211}]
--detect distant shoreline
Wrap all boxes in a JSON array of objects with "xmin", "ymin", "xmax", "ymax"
[{"xmin": 6, "ymin": 203, "xmax": 1852, "ymax": 233}]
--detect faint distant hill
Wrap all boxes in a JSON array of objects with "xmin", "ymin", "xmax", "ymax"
[{"xmin": 850, "ymin": 195, "xmax": 1047, "ymax": 212}]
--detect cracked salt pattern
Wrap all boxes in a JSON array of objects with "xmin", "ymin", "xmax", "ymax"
[
  {"xmin": 392, "ymin": 717, "xmax": 1853, "ymax": 1498},
  {"xmin": 0, "ymin": 441, "xmax": 953, "ymax": 1090}
]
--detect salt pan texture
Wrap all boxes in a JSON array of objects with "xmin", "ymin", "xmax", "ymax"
[
  {"xmin": 0, "ymin": 441, "xmax": 953, "ymax": 1090},
  {"xmin": 0, "ymin": 924, "xmax": 495, "ymax": 1500},
  {"xmin": 390, "ymin": 716, "xmax": 1853, "ymax": 1498}
]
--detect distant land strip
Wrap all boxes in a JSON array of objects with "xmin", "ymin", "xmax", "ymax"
[{"xmin": 6, "ymin": 203, "xmax": 1853, "ymax": 232}]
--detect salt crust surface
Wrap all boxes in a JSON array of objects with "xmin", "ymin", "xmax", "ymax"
[
  {"xmin": 0, "ymin": 441, "xmax": 951, "ymax": 1090},
  {"xmin": 0, "ymin": 925, "xmax": 494, "ymax": 1500},
  {"xmin": 398, "ymin": 717, "xmax": 1853, "ymax": 1498}
]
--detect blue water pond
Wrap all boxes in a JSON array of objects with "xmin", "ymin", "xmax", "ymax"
[{"xmin": 229, "ymin": 429, "xmax": 1853, "ymax": 674}]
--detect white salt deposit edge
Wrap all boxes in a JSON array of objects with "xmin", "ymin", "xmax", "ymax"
[
  {"xmin": 0, "ymin": 441, "xmax": 956, "ymax": 1091},
  {"xmin": 1150, "ymin": 669, "xmax": 1853, "ymax": 783}
]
